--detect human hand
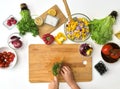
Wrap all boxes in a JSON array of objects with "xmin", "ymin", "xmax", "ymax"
[
  {"xmin": 60, "ymin": 66, "xmax": 80, "ymax": 89},
  {"xmin": 60, "ymin": 66, "xmax": 75, "ymax": 86},
  {"xmin": 48, "ymin": 76, "xmax": 59, "ymax": 89}
]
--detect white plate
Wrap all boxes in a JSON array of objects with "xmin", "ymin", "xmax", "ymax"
[{"xmin": 0, "ymin": 47, "xmax": 17, "ymax": 69}]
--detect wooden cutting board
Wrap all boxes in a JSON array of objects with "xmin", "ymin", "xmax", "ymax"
[
  {"xmin": 29, "ymin": 44, "xmax": 92, "ymax": 82},
  {"xmin": 38, "ymin": 5, "xmax": 67, "ymax": 37}
]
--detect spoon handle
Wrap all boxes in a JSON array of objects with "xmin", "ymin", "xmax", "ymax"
[{"xmin": 63, "ymin": 0, "xmax": 72, "ymax": 20}]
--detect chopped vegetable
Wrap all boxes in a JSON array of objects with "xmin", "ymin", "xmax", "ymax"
[
  {"xmin": 52, "ymin": 62, "xmax": 62, "ymax": 76},
  {"xmin": 79, "ymin": 43, "xmax": 93, "ymax": 56},
  {"xmin": 55, "ymin": 32, "xmax": 67, "ymax": 44},
  {"xmin": 65, "ymin": 16, "xmax": 90, "ymax": 42},
  {"xmin": 17, "ymin": 3, "xmax": 39, "ymax": 36},
  {"xmin": 42, "ymin": 33, "xmax": 54, "ymax": 45},
  {"xmin": 89, "ymin": 11, "xmax": 118, "ymax": 44}
]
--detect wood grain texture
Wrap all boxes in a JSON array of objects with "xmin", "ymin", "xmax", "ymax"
[
  {"xmin": 29, "ymin": 44, "xmax": 92, "ymax": 82},
  {"xmin": 62, "ymin": 0, "xmax": 72, "ymax": 20},
  {"xmin": 38, "ymin": 5, "xmax": 67, "ymax": 37}
]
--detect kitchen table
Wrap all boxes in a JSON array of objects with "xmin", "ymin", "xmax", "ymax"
[{"xmin": 0, "ymin": 0, "xmax": 120, "ymax": 89}]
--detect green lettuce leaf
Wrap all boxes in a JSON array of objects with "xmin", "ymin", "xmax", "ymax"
[{"xmin": 89, "ymin": 15, "xmax": 116, "ymax": 44}]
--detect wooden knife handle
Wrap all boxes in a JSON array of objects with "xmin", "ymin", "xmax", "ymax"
[{"xmin": 63, "ymin": 0, "xmax": 72, "ymax": 20}]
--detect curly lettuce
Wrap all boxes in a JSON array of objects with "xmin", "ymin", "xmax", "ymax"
[{"xmin": 89, "ymin": 11, "xmax": 117, "ymax": 44}]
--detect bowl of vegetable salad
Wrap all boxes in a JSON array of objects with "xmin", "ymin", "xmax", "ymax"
[{"xmin": 64, "ymin": 13, "xmax": 91, "ymax": 42}]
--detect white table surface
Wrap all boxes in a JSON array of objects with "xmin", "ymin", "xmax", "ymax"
[{"xmin": 0, "ymin": 0, "xmax": 120, "ymax": 89}]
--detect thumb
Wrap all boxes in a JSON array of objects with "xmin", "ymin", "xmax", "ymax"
[{"xmin": 54, "ymin": 76, "xmax": 58, "ymax": 82}]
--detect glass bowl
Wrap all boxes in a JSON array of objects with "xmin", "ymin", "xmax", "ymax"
[{"xmin": 64, "ymin": 13, "xmax": 91, "ymax": 42}]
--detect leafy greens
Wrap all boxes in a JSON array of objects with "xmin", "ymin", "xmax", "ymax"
[
  {"xmin": 89, "ymin": 11, "xmax": 117, "ymax": 44},
  {"xmin": 17, "ymin": 3, "xmax": 39, "ymax": 36},
  {"xmin": 52, "ymin": 62, "xmax": 62, "ymax": 76}
]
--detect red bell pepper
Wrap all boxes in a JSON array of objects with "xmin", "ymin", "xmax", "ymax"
[{"xmin": 42, "ymin": 33, "xmax": 54, "ymax": 45}]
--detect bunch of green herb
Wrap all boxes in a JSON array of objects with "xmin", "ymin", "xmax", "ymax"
[
  {"xmin": 52, "ymin": 62, "xmax": 62, "ymax": 76},
  {"xmin": 17, "ymin": 3, "xmax": 39, "ymax": 36},
  {"xmin": 89, "ymin": 11, "xmax": 118, "ymax": 44}
]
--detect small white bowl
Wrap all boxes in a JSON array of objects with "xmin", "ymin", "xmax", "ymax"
[
  {"xmin": 7, "ymin": 32, "xmax": 23, "ymax": 50},
  {"xmin": 0, "ymin": 47, "xmax": 17, "ymax": 69},
  {"xmin": 3, "ymin": 15, "xmax": 17, "ymax": 30},
  {"xmin": 79, "ymin": 42, "xmax": 93, "ymax": 57}
]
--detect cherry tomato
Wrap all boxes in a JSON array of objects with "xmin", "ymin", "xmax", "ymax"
[
  {"xmin": 7, "ymin": 52, "xmax": 12, "ymax": 56},
  {"xmin": 0, "ymin": 53, "xmax": 2, "ymax": 57},
  {"xmin": 4, "ymin": 62, "xmax": 9, "ymax": 67},
  {"xmin": 4, "ymin": 55, "xmax": 9, "ymax": 59},
  {"xmin": 8, "ymin": 58, "xmax": 14, "ymax": 62},
  {"xmin": 0, "ymin": 51, "xmax": 15, "ymax": 68},
  {"xmin": 3, "ymin": 51, "xmax": 7, "ymax": 55},
  {"xmin": 0, "ymin": 63, "xmax": 4, "ymax": 68},
  {"xmin": 102, "ymin": 44, "xmax": 113, "ymax": 55}
]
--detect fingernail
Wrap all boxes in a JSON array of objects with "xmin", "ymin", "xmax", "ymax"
[{"xmin": 54, "ymin": 76, "xmax": 57, "ymax": 81}]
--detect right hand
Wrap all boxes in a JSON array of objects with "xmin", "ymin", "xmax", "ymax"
[
  {"xmin": 60, "ymin": 66, "xmax": 80, "ymax": 89},
  {"xmin": 60, "ymin": 66, "xmax": 76, "ymax": 86}
]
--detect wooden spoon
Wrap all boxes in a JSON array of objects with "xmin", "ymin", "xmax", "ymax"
[{"xmin": 63, "ymin": 0, "xmax": 72, "ymax": 20}]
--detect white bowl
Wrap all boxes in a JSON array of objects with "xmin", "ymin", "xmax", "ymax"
[
  {"xmin": 79, "ymin": 42, "xmax": 93, "ymax": 57},
  {"xmin": 8, "ymin": 32, "xmax": 23, "ymax": 50},
  {"xmin": 0, "ymin": 47, "xmax": 17, "ymax": 69}
]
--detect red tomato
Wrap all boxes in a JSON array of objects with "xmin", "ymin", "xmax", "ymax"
[
  {"xmin": 4, "ymin": 62, "xmax": 9, "ymax": 67},
  {"xmin": 0, "ymin": 53, "xmax": 2, "ymax": 55},
  {"xmin": 110, "ymin": 49, "xmax": 120, "ymax": 59},
  {"xmin": 7, "ymin": 52, "xmax": 12, "ymax": 56},
  {"xmin": 102, "ymin": 44, "xmax": 113, "ymax": 55},
  {"xmin": 8, "ymin": 58, "xmax": 14, "ymax": 62},
  {"xmin": 110, "ymin": 52, "xmax": 119, "ymax": 59},
  {"xmin": 3, "ymin": 51, "xmax": 7, "ymax": 55},
  {"xmin": 0, "ymin": 63, "xmax": 3, "ymax": 67},
  {"xmin": 0, "ymin": 51, "xmax": 15, "ymax": 68}
]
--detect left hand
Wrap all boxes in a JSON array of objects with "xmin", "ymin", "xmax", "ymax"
[{"xmin": 48, "ymin": 76, "xmax": 59, "ymax": 89}]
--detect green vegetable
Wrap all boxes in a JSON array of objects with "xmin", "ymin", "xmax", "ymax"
[
  {"xmin": 17, "ymin": 3, "xmax": 39, "ymax": 36},
  {"xmin": 89, "ymin": 11, "xmax": 118, "ymax": 44},
  {"xmin": 52, "ymin": 62, "xmax": 62, "ymax": 76}
]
